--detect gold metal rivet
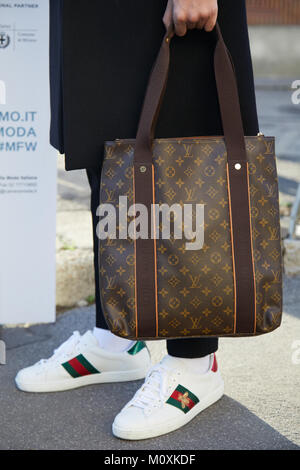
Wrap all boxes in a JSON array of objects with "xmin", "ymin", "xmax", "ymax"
[
  {"xmin": 235, "ymin": 163, "xmax": 242, "ymax": 170},
  {"xmin": 140, "ymin": 166, "xmax": 147, "ymax": 173}
]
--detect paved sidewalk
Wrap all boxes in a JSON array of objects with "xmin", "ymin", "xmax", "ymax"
[{"xmin": 1, "ymin": 275, "xmax": 299, "ymax": 450}]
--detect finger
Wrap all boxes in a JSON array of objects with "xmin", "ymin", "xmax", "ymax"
[
  {"xmin": 163, "ymin": 0, "xmax": 173, "ymax": 30},
  {"xmin": 196, "ymin": 18, "xmax": 206, "ymax": 30},
  {"xmin": 204, "ymin": 10, "xmax": 218, "ymax": 32},
  {"xmin": 174, "ymin": 20, "xmax": 187, "ymax": 36},
  {"xmin": 187, "ymin": 22, "xmax": 197, "ymax": 30}
]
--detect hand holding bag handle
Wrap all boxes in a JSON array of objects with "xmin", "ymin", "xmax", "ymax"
[
  {"xmin": 132, "ymin": 23, "xmax": 256, "ymax": 338},
  {"xmin": 134, "ymin": 23, "xmax": 248, "ymax": 166}
]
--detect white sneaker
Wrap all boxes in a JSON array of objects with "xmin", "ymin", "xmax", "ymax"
[
  {"xmin": 112, "ymin": 353, "xmax": 224, "ymax": 440},
  {"xmin": 15, "ymin": 331, "xmax": 151, "ymax": 393}
]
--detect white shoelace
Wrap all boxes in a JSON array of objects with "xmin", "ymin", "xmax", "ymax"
[
  {"xmin": 37, "ymin": 331, "xmax": 82, "ymax": 367},
  {"xmin": 130, "ymin": 364, "xmax": 178, "ymax": 410}
]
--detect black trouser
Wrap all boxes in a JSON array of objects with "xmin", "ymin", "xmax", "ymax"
[{"xmin": 87, "ymin": 165, "xmax": 218, "ymax": 359}]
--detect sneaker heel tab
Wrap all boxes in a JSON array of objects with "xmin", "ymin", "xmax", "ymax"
[{"xmin": 211, "ymin": 354, "xmax": 218, "ymax": 373}]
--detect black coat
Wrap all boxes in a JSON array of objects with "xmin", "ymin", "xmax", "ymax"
[{"xmin": 49, "ymin": 0, "xmax": 259, "ymax": 170}]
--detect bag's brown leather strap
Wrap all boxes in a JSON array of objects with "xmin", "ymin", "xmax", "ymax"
[
  {"xmin": 134, "ymin": 24, "xmax": 247, "ymax": 164},
  {"xmin": 133, "ymin": 24, "xmax": 256, "ymax": 337}
]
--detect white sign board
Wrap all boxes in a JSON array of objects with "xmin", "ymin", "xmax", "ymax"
[{"xmin": 0, "ymin": 1, "xmax": 56, "ymax": 324}]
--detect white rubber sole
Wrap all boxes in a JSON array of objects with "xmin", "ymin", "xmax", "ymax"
[
  {"xmin": 15, "ymin": 367, "xmax": 149, "ymax": 393},
  {"xmin": 112, "ymin": 382, "xmax": 224, "ymax": 440}
]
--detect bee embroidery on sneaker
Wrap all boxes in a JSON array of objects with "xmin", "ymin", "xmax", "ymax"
[{"xmin": 166, "ymin": 385, "xmax": 199, "ymax": 413}]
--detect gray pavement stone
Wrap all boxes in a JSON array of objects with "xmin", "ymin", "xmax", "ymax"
[
  {"xmin": 1, "ymin": 276, "xmax": 299, "ymax": 450},
  {"xmin": 284, "ymin": 239, "xmax": 300, "ymax": 276},
  {"xmin": 56, "ymin": 249, "xmax": 95, "ymax": 307}
]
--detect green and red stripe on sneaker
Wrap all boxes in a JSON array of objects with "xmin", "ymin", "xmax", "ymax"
[
  {"xmin": 62, "ymin": 354, "xmax": 100, "ymax": 378},
  {"xmin": 166, "ymin": 384, "xmax": 199, "ymax": 414},
  {"xmin": 127, "ymin": 341, "xmax": 146, "ymax": 355}
]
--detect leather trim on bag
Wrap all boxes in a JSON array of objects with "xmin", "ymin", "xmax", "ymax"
[
  {"xmin": 246, "ymin": 162, "xmax": 257, "ymax": 334},
  {"xmin": 227, "ymin": 161, "xmax": 256, "ymax": 334}
]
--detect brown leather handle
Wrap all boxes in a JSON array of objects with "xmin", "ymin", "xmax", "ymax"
[{"xmin": 134, "ymin": 23, "xmax": 247, "ymax": 165}]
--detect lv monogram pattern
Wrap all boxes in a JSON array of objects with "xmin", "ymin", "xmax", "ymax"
[{"xmin": 100, "ymin": 136, "xmax": 282, "ymax": 339}]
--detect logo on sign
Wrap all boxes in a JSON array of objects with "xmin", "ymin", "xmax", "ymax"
[{"xmin": 0, "ymin": 32, "xmax": 10, "ymax": 49}]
